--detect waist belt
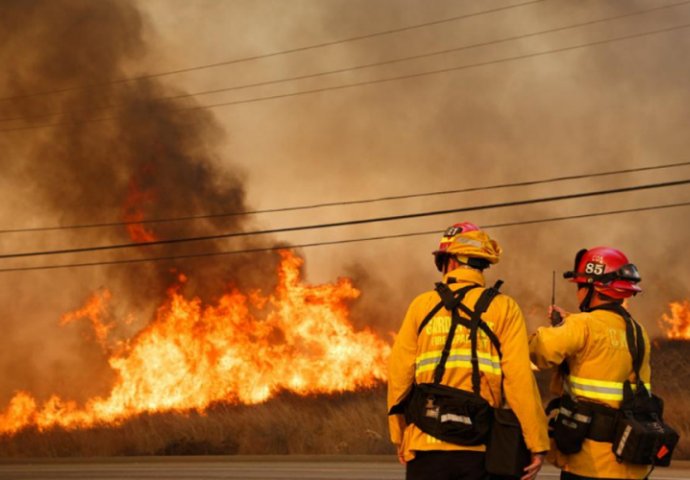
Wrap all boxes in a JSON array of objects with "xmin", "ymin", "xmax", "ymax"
[
  {"xmin": 549, "ymin": 396, "xmax": 619, "ymax": 443},
  {"xmin": 586, "ymin": 402, "xmax": 619, "ymax": 442}
]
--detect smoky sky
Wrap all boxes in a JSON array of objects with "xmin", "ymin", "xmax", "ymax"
[
  {"xmin": 0, "ymin": 0, "xmax": 689, "ymax": 406},
  {"xmin": 0, "ymin": 0, "xmax": 281, "ymax": 404}
]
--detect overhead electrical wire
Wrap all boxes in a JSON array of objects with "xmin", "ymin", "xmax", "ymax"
[
  {"xmin": 184, "ymin": 22, "xmax": 690, "ymax": 111},
  {"xmin": 167, "ymin": 0, "xmax": 690, "ymax": 102},
  {"xmin": 3, "ymin": 0, "xmax": 689, "ymax": 125},
  {"xmin": 1, "ymin": 160, "xmax": 689, "ymax": 235},
  {"xmin": 0, "ymin": 200, "xmax": 688, "ymax": 273},
  {"xmin": 0, "ymin": 178, "xmax": 688, "ymax": 260},
  {"xmin": 0, "ymin": 0, "xmax": 544, "ymax": 103},
  {"xmin": 3, "ymin": 19, "xmax": 690, "ymax": 134}
]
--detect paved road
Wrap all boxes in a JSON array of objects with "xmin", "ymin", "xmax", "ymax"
[{"xmin": 0, "ymin": 456, "xmax": 688, "ymax": 480}]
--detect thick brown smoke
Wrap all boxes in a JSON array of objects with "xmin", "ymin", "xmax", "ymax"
[
  {"xmin": 0, "ymin": 0, "xmax": 280, "ymax": 405},
  {"xmin": 280, "ymin": 0, "xmax": 690, "ymax": 336}
]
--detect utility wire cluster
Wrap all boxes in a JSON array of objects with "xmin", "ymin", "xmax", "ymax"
[
  {"xmin": 1, "ymin": 2, "xmax": 689, "ymax": 272},
  {"xmin": 1, "ymin": 200, "xmax": 687, "ymax": 274},
  {"xmin": 0, "ymin": 162, "xmax": 688, "ymax": 272},
  {"xmin": 1, "ymin": 1, "xmax": 690, "ymax": 133}
]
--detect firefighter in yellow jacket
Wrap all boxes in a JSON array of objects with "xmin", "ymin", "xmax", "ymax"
[
  {"xmin": 388, "ymin": 222, "xmax": 549, "ymax": 480},
  {"xmin": 530, "ymin": 246, "xmax": 652, "ymax": 480}
]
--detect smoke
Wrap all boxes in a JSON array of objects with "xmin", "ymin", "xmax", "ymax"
[
  {"xmin": 0, "ymin": 0, "xmax": 279, "ymax": 404},
  {"xmin": 270, "ymin": 0, "xmax": 690, "ymax": 336},
  {"xmin": 0, "ymin": 0, "xmax": 689, "ymax": 408}
]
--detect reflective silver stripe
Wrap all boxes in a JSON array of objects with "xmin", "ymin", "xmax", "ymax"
[
  {"xmin": 416, "ymin": 357, "xmax": 440, "ymax": 368},
  {"xmin": 559, "ymin": 406, "xmax": 573, "ymax": 417},
  {"xmin": 573, "ymin": 413, "xmax": 592, "ymax": 424},
  {"xmin": 616, "ymin": 425, "xmax": 633, "ymax": 456},
  {"xmin": 568, "ymin": 376, "xmax": 653, "ymax": 401},
  {"xmin": 440, "ymin": 413, "xmax": 473, "ymax": 425},
  {"xmin": 416, "ymin": 354, "xmax": 500, "ymax": 371},
  {"xmin": 569, "ymin": 380, "xmax": 623, "ymax": 396}
]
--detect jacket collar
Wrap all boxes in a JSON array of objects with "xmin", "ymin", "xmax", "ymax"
[{"xmin": 442, "ymin": 266, "xmax": 485, "ymax": 287}]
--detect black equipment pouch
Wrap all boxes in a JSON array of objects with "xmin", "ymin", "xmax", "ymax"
[
  {"xmin": 485, "ymin": 408, "xmax": 531, "ymax": 477},
  {"xmin": 612, "ymin": 381, "xmax": 679, "ymax": 466},
  {"xmin": 552, "ymin": 394, "xmax": 593, "ymax": 454},
  {"xmin": 406, "ymin": 382, "xmax": 494, "ymax": 445},
  {"xmin": 548, "ymin": 396, "xmax": 619, "ymax": 443},
  {"xmin": 590, "ymin": 304, "xmax": 680, "ymax": 467}
]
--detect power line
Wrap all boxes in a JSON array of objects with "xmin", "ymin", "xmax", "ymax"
[
  {"xmin": 4, "ymin": 0, "xmax": 688, "ymax": 124},
  {"xmin": 0, "ymin": 0, "xmax": 544, "ymax": 103},
  {"xmin": 4, "ymin": 20, "xmax": 690, "ymax": 134},
  {"xmin": 1, "ymin": 200, "xmax": 687, "ymax": 274},
  {"xmin": 1, "ymin": 178, "xmax": 688, "ymax": 260},
  {"xmin": 2, "ymin": 160, "xmax": 689, "ymax": 235},
  {"xmin": 187, "ymin": 22, "xmax": 690, "ymax": 111}
]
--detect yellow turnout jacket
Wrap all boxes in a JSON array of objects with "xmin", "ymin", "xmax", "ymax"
[
  {"xmin": 387, "ymin": 267, "xmax": 549, "ymax": 461},
  {"xmin": 530, "ymin": 308, "xmax": 652, "ymax": 479}
]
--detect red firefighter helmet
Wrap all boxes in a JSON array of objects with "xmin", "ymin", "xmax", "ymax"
[
  {"xmin": 564, "ymin": 246, "xmax": 641, "ymax": 299},
  {"xmin": 432, "ymin": 222, "xmax": 501, "ymax": 271}
]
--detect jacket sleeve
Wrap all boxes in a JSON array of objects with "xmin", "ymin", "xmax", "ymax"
[
  {"xmin": 387, "ymin": 296, "xmax": 421, "ymax": 444},
  {"xmin": 499, "ymin": 297, "xmax": 551, "ymax": 453},
  {"xmin": 529, "ymin": 315, "xmax": 588, "ymax": 370}
]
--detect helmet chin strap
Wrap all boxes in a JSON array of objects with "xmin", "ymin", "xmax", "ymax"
[{"xmin": 579, "ymin": 285, "xmax": 595, "ymax": 312}]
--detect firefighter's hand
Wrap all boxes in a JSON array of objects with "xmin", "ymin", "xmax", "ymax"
[
  {"xmin": 548, "ymin": 305, "xmax": 567, "ymax": 326},
  {"xmin": 521, "ymin": 452, "xmax": 546, "ymax": 480}
]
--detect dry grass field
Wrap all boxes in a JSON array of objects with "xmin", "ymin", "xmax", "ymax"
[
  {"xmin": 649, "ymin": 341, "xmax": 690, "ymax": 459},
  {"xmin": 1, "ymin": 341, "xmax": 687, "ymax": 459},
  {"xmin": 0, "ymin": 387, "xmax": 394, "ymax": 457}
]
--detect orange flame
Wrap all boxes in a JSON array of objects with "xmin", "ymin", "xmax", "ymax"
[
  {"xmin": 122, "ymin": 178, "xmax": 157, "ymax": 242},
  {"xmin": 659, "ymin": 300, "xmax": 690, "ymax": 339},
  {"xmin": 59, "ymin": 290, "xmax": 114, "ymax": 351},
  {"xmin": 0, "ymin": 251, "xmax": 390, "ymax": 435}
]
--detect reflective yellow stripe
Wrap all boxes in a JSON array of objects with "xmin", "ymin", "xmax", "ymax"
[
  {"xmin": 416, "ymin": 348, "xmax": 501, "ymax": 376},
  {"xmin": 568, "ymin": 375, "xmax": 651, "ymax": 401}
]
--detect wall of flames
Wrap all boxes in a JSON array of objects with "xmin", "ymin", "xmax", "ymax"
[{"xmin": 0, "ymin": 250, "xmax": 390, "ymax": 435}]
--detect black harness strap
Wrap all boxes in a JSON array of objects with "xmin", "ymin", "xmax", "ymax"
[
  {"xmin": 429, "ymin": 281, "xmax": 504, "ymax": 394},
  {"xmin": 468, "ymin": 281, "xmax": 503, "ymax": 394},
  {"xmin": 417, "ymin": 285, "xmax": 476, "ymax": 336},
  {"xmin": 432, "ymin": 284, "xmax": 477, "ymax": 385}
]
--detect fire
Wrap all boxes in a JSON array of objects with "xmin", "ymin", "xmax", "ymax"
[
  {"xmin": 59, "ymin": 290, "xmax": 113, "ymax": 350},
  {"xmin": 659, "ymin": 300, "xmax": 690, "ymax": 339},
  {"xmin": 0, "ymin": 250, "xmax": 390, "ymax": 435},
  {"xmin": 122, "ymin": 177, "xmax": 157, "ymax": 242}
]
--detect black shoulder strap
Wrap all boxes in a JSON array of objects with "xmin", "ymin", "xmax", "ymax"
[
  {"xmin": 457, "ymin": 281, "xmax": 503, "ymax": 345},
  {"xmin": 417, "ymin": 284, "xmax": 475, "ymax": 336},
  {"xmin": 430, "ymin": 280, "xmax": 504, "ymax": 394},
  {"xmin": 430, "ymin": 284, "xmax": 478, "ymax": 384},
  {"xmin": 466, "ymin": 281, "xmax": 503, "ymax": 394}
]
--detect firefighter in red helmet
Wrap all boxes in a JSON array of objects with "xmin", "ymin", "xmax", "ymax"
[
  {"xmin": 388, "ymin": 222, "xmax": 549, "ymax": 480},
  {"xmin": 530, "ymin": 247, "xmax": 666, "ymax": 479},
  {"xmin": 565, "ymin": 247, "xmax": 642, "ymax": 312}
]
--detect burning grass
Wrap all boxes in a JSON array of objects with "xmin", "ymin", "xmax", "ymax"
[
  {"xmin": 0, "ymin": 386, "xmax": 393, "ymax": 457},
  {"xmin": 2, "ymin": 341, "xmax": 689, "ymax": 459},
  {"xmin": 0, "ymin": 251, "xmax": 390, "ymax": 436}
]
